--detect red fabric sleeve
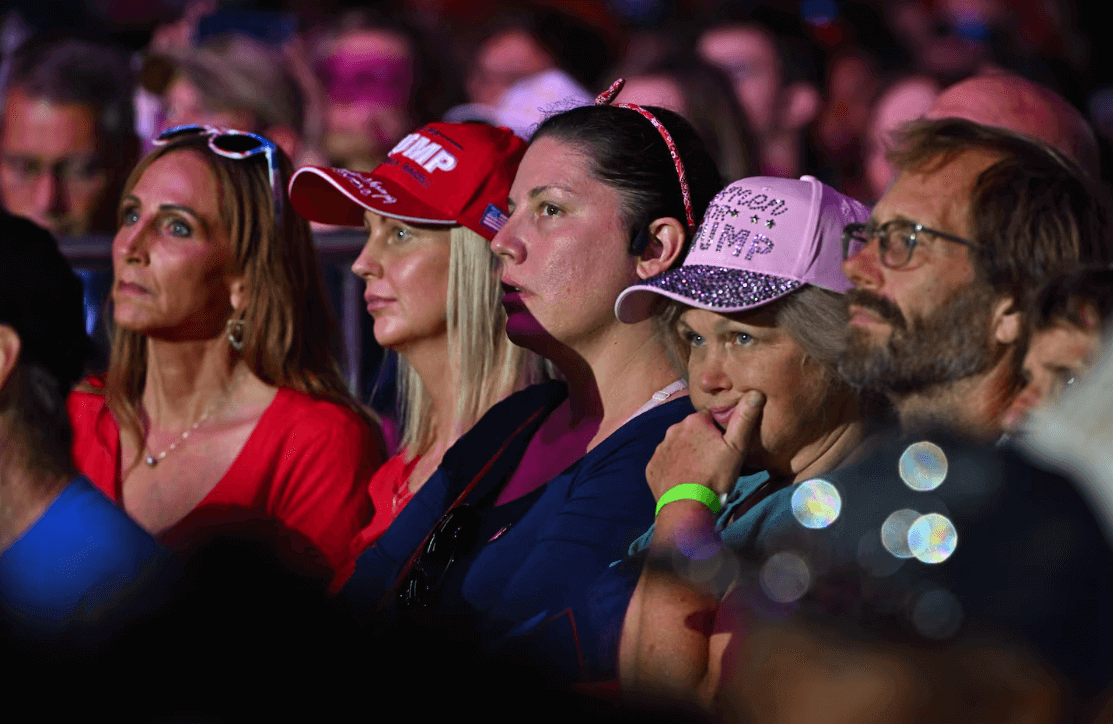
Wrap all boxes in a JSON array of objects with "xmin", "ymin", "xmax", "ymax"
[
  {"xmin": 249, "ymin": 393, "xmax": 380, "ymax": 573},
  {"xmin": 67, "ymin": 380, "xmax": 121, "ymax": 501}
]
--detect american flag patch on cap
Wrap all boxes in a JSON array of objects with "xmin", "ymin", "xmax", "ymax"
[{"xmin": 481, "ymin": 203, "xmax": 509, "ymax": 234}]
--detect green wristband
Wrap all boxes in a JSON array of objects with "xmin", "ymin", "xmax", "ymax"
[{"xmin": 656, "ymin": 483, "xmax": 722, "ymax": 516}]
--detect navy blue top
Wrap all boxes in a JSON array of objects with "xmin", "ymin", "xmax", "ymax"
[
  {"xmin": 343, "ymin": 380, "xmax": 694, "ymax": 680},
  {"xmin": 0, "ymin": 477, "xmax": 171, "ymax": 642}
]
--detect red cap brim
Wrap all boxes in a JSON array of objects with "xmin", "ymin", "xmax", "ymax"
[{"xmin": 288, "ymin": 166, "xmax": 456, "ymax": 227}]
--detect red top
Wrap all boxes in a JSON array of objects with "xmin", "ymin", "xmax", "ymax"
[
  {"xmin": 67, "ymin": 379, "xmax": 378, "ymax": 574},
  {"xmin": 331, "ymin": 450, "xmax": 420, "ymax": 590}
]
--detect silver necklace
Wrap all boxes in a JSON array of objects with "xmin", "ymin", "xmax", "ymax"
[{"xmin": 143, "ymin": 369, "xmax": 245, "ymax": 467}]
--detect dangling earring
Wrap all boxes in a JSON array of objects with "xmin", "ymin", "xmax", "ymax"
[{"xmin": 227, "ymin": 318, "xmax": 246, "ymax": 351}]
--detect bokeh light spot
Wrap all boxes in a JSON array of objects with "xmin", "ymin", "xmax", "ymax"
[
  {"xmin": 857, "ymin": 531, "xmax": 904, "ymax": 577},
  {"xmin": 791, "ymin": 479, "xmax": 842, "ymax": 529},
  {"xmin": 760, "ymin": 552, "xmax": 811, "ymax": 603},
  {"xmin": 898, "ymin": 441, "xmax": 948, "ymax": 491},
  {"xmin": 880, "ymin": 508, "xmax": 921, "ymax": 559},
  {"xmin": 911, "ymin": 588, "xmax": 963, "ymax": 639},
  {"xmin": 908, "ymin": 513, "xmax": 958, "ymax": 564}
]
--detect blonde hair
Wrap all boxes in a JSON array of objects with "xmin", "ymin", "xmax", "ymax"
[
  {"xmin": 397, "ymin": 225, "xmax": 545, "ymax": 458},
  {"xmin": 106, "ymin": 134, "xmax": 376, "ymax": 466}
]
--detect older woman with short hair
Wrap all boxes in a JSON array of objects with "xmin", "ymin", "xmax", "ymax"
[{"xmin": 616, "ymin": 175, "xmax": 873, "ymax": 707}]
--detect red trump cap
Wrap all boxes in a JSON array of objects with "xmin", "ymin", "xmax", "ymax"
[{"xmin": 288, "ymin": 122, "xmax": 527, "ymax": 240}]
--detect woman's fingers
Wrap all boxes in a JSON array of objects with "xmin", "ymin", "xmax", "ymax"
[
  {"xmin": 723, "ymin": 390, "xmax": 765, "ymax": 457},
  {"xmin": 647, "ymin": 393, "xmax": 765, "ymax": 500}
]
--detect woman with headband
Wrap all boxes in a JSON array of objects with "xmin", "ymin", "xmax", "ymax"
[
  {"xmin": 287, "ymin": 122, "xmax": 547, "ymax": 588},
  {"xmin": 67, "ymin": 126, "xmax": 382, "ymax": 576},
  {"xmin": 342, "ymin": 81, "xmax": 723, "ymax": 681}
]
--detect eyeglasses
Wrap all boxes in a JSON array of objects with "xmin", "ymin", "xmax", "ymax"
[
  {"xmin": 154, "ymin": 124, "xmax": 283, "ymax": 219},
  {"xmin": 1, "ymin": 153, "xmax": 106, "ymax": 185},
  {"xmin": 842, "ymin": 220, "xmax": 979, "ymax": 269},
  {"xmin": 396, "ymin": 504, "xmax": 480, "ymax": 615}
]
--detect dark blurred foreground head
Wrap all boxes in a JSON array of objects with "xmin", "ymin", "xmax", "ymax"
[
  {"xmin": 0, "ymin": 210, "xmax": 95, "ymax": 478},
  {"xmin": 0, "ymin": 212, "xmax": 170, "ymax": 656},
  {"xmin": 708, "ymin": 432, "xmax": 1113, "ymax": 723}
]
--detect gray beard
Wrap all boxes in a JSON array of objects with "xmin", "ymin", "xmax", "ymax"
[{"xmin": 837, "ymin": 283, "xmax": 997, "ymax": 398}]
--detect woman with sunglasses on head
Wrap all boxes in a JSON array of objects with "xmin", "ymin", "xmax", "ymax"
[
  {"xmin": 614, "ymin": 176, "xmax": 875, "ymax": 709},
  {"xmin": 288, "ymin": 122, "xmax": 547, "ymax": 588},
  {"xmin": 341, "ymin": 81, "xmax": 723, "ymax": 682},
  {"xmin": 67, "ymin": 126, "xmax": 382, "ymax": 577}
]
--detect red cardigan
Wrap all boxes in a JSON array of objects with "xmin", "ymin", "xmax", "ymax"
[{"xmin": 67, "ymin": 380, "xmax": 378, "ymax": 573}]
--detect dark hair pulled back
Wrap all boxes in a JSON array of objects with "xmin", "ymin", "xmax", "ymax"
[{"xmin": 532, "ymin": 104, "xmax": 723, "ymax": 257}]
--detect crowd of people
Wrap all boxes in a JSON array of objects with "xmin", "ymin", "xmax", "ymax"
[{"xmin": 3, "ymin": 1, "xmax": 1113, "ymax": 720}]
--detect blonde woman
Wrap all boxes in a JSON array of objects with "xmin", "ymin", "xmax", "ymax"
[
  {"xmin": 67, "ymin": 126, "xmax": 382, "ymax": 576},
  {"xmin": 288, "ymin": 122, "xmax": 544, "ymax": 586}
]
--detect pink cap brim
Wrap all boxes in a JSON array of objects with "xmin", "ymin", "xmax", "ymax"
[{"xmin": 615, "ymin": 266, "xmax": 806, "ymax": 323}]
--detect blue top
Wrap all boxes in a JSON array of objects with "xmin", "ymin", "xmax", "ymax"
[
  {"xmin": 343, "ymin": 380, "xmax": 694, "ymax": 680},
  {"xmin": 0, "ymin": 477, "xmax": 171, "ymax": 641}
]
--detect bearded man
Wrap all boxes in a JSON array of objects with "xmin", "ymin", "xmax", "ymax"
[{"xmin": 839, "ymin": 118, "xmax": 1111, "ymax": 438}]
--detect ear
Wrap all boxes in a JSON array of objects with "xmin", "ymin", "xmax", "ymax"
[
  {"xmin": 1079, "ymin": 301, "xmax": 1102, "ymax": 332},
  {"xmin": 636, "ymin": 217, "xmax": 687, "ymax": 280},
  {"xmin": 992, "ymin": 295, "xmax": 1022, "ymax": 346},
  {"xmin": 229, "ymin": 276, "xmax": 249, "ymax": 315},
  {"xmin": 780, "ymin": 81, "xmax": 822, "ymax": 131},
  {"xmin": 262, "ymin": 124, "xmax": 299, "ymax": 160},
  {"xmin": 0, "ymin": 325, "xmax": 22, "ymax": 393}
]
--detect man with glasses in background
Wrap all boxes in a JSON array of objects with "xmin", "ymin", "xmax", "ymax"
[
  {"xmin": 1, "ymin": 37, "xmax": 140, "ymax": 353},
  {"xmin": 839, "ymin": 117, "xmax": 1111, "ymax": 438},
  {"xmin": 0, "ymin": 36, "xmax": 138, "ymax": 238}
]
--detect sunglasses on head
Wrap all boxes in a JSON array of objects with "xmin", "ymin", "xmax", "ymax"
[{"xmin": 154, "ymin": 124, "xmax": 283, "ymax": 219}]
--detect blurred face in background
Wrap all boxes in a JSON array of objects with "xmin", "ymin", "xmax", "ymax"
[
  {"xmin": 0, "ymin": 88, "xmax": 112, "ymax": 236},
  {"xmin": 865, "ymin": 76, "xmax": 939, "ymax": 201},
  {"xmin": 817, "ymin": 52, "xmax": 879, "ymax": 157},
  {"xmin": 161, "ymin": 75, "xmax": 257, "ymax": 133},
  {"xmin": 887, "ymin": 0, "xmax": 1000, "ymax": 81},
  {"xmin": 698, "ymin": 25, "xmax": 781, "ymax": 136},
  {"xmin": 615, "ymin": 75, "xmax": 687, "ymax": 115},
  {"xmin": 321, "ymin": 29, "xmax": 414, "ymax": 171},
  {"xmin": 467, "ymin": 29, "xmax": 555, "ymax": 107},
  {"xmin": 1001, "ymin": 317, "xmax": 1103, "ymax": 431}
]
